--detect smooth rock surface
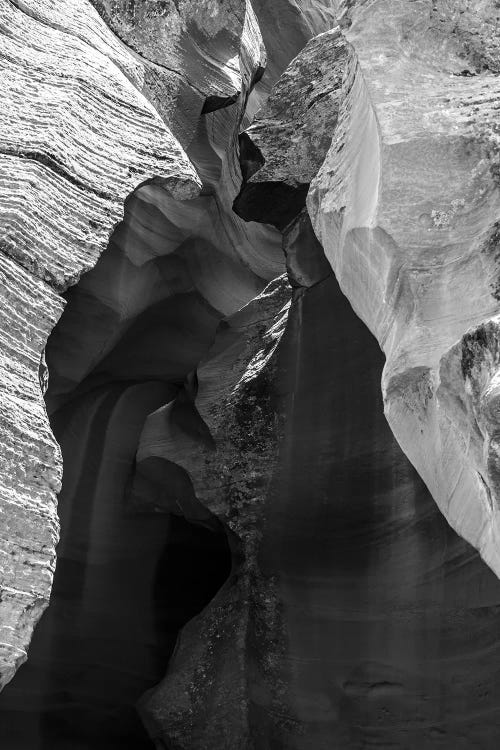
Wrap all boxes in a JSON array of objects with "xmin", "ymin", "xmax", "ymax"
[
  {"xmin": 139, "ymin": 234, "xmax": 500, "ymax": 748},
  {"xmin": 308, "ymin": 0, "xmax": 500, "ymax": 578},
  {"xmin": 89, "ymin": 0, "xmax": 266, "ymax": 149}
]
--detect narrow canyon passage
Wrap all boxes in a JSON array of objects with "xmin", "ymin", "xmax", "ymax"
[
  {"xmin": 1, "ymin": 229, "xmax": 500, "ymax": 749},
  {"xmin": 3, "ymin": 220, "xmax": 500, "ymax": 749},
  {"xmin": 0, "ymin": 187, "xmax": 237, "ymax": 748},
  {"xmin": 0, "ymin": 378, "xmax": 231, "ymax": 749},
  {"xmin": 257, "ymin": 274, "xmax": 500, "ymax": 749},
  {"xmin": 5, "ymin": 1, "xmax": 500, "ymax": 748}
]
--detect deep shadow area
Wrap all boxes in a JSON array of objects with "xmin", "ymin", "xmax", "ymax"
[
  {"xmin": 252, "ymin": 273, "xmax": 500, "ymax": 749},
  {"xmin": 0, "ymin": 379, "xmax": 231, "ymax": 750},
  {"xmin": 0, "ymin": 184, "xmax": 239, "ymax": 749}
]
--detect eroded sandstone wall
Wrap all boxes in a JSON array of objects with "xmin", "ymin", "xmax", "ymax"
[
  {"xmin": 0, "ymin": 0, "xmax": 201, "ymax": 691},
  {"xmin": 4, "ymin": 1, "xmax": 500, "ymax": 749},
  {"xmin": 307, "ymin": 0, "xmax": 500, "ymax": 578}
]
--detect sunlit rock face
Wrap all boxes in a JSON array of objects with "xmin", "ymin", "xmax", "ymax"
[
  {"xmin": 248, "ymin": 0, "xmax": 337, "ymax": 106},
  {"xmin": 4, "ymin": 0, "xmax": 500, "ymax": 749},
  {"xmin": 89, "ymin": 0, "xmax": 266, "ymax": 149},
  {"xmin": 0, "ymin": 0, "xmax": 199, "ymax": 691},
  {"xmin": 307, "ymin": 0, "xmax": 500, "ymax": 578},
  {"xmin": 0, "ymin": 0, "xmax": 285, "ymax": 742}
]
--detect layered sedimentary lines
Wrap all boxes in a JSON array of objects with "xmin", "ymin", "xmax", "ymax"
[
  {"xmin": 307, "ymin": 0, "xmax": 500, "ymax": 577},
  {"xmin": 0, "ymin": 255, "xmax": 62, "ymax": 692},
  {"xmin": 0, "ymin": 0, "xmax": 284, "ymax": 737},
  {"xmin": 4, "ymin": 0, "xmax": 500, "ymax": 749},
  {"xmin": 234, "ymin": 27, "xmax": 348, "ymax": 228}
]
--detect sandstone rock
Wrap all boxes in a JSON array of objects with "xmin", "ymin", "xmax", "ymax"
[
  {"xmin": 0, "ymin": 0, "xmax": 199, "ymax": 691},
  {"xmin": 138, "ymin": 275, "xmax": 292, "ymax": 749},
  {"xmin": 282, "ymin": 209, "xmax": 332, "ymax": 288},
  {"xmin": 0, "ymin": 0, "xmax": 279, "ymax": 734},
  {"xmin": 89, "ymin": 0, "xmax": 266, "ymax": 149},
  {"xmin": 1, "ymin": 0, "xmax": 200, "ymax": 290},
  {"xmin": 0, "ymin": 255, "xmax": 62, "ymax": 692},
  {"xmin": 234, "ymin": 28, "xmax": 348, "ymax": 229},
  {"xmin": 249, "ymin": 0, "xmax": 337, "ymax": 98},
  {"xmin": 308, "ymin": 0, "xmax": 500, "ymax": 578},
  {"xmin": 140, "ymin": 251, "xmax": 500, "ymax": 748},
  {"xmin": 4, "ymin": 0, "xmax": 500, "ymax": 748}
]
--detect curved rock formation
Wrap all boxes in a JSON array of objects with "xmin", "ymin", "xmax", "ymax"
[
  {"xmin": 139, "ymin": 274, "xmax": 292, "ymax": 748},
  {"xmin": 0, "ymin": 0, "xmax": 200, "ymax": 691},
  {"xmin": 3, "ymin": 0, "xmax": 500, "ymax": 748},
  {"xmin": 307, "ymin": 0, "xmax": 500, "ymax": 578},
  {"xmin": 89, "ymin": 0, "xmax": 266, "ymax": 149},
  {"xmin": 0, "ymin": 0, "xmax": 280, "ymax": 739},
  {"xmin": 140, "ymin": 227, "xmax": 500, "ymax": 748}
]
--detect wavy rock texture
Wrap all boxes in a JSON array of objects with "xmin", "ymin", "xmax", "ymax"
[
  {"xmin": 308, "ymin": 0, "xmax": 500, "ymax": 579},
  {"xmin": 3, "ymin": 0, "xmax": 500, "ymax": 749},
  {"xmin": 88, "ymin": 0, "xmax": 265, "ymax": 149},
  {"xmin": 0, "ymin": 0, "xmax": 293, "ymax": 743},
  {"xmin": 0, "ymin": 0, "xmax": 201, "ymax": 693}
]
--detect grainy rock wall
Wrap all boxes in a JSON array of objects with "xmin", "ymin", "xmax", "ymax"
[
  {"xmin": 308, "ymin": 0, "xmax": 500, "ymax": 577},
  {"xmin": 0, "ymin": 0, "xmax": 203, "ymax": 691},
  {"xmin": 4, "ymin": 0, "xmax": 500, "ymax": 748}
]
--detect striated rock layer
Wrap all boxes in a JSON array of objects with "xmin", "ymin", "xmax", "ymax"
[
  {"xmin": 308, "ymin": 0, "xmax": 500, "ymax": 579},
  {"xmin": 4, "ymin": 0, "xmax": 500, "ymax": 749},
  {"xmin": 139, "ymin": 219, "xmax": 500, "ymax": 748}
]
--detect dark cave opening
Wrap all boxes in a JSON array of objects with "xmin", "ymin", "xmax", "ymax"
[
  {"xmin": 0, "ymin": 503, "xmax": 230, "ymax": 750},
  {"xmin": 0, "ymin": 356, "xmax": 232, "ymax": 748},
  {"xmin": 0, "ymin": 184, "xmax": 240, "ymax": 749}
]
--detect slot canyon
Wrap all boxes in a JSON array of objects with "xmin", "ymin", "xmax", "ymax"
[{"xmin": 2, "ymin": 1, "xmax": 500, "ymax": 749}]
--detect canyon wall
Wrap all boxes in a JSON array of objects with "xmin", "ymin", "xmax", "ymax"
[
  {"xmin": 2, "ymin": 0, "xmax": 500, "ymax": 748},
  {"xmin": 307, "ymin": 0, "xmax": 500, "ymax": 579},
  {"xmin": 0, "ymin": 0, "xmax": 201, "ymax": 692}
]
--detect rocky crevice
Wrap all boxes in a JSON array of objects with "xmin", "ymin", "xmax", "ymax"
[
  {"xmin": 0, "ymin": 0, "xmax": 319, "ymax": 743},
  {"xmin": 4, "ymin": 2, "xmax": 500, "ymax": 749}
]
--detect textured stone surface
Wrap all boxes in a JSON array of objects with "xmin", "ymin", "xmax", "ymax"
[
  {"xmin": 0, "ymin": 0, "xmax": 276, "ymax": 737},
  {"xmin": 247, "ymin": 0, "xmax": 337, "ymax": 108},
  {"xmin": 0, "ymin": 256, "xmax": 62, "ymax": 692},
  {"xmin": 142, "ymin": 241, "xmax": 500, "ymax": 748},
  {"xmin": 139, "ymin": 275, "xmax": 291, "ymax": 749},
  {"xmin": 256, "ymin": 272, "xmax": 500, "ymax": 749},
  {"xmin": 234, "ymin": 28, "xmax": 348, "ymax": 229},
  {"xmin": 308, "ymin": 0, "xmax": 500, "ymax": 578},
  {"xmin": 0, "ymin": 0, "xmax": 199, "ymax": 691},
  {"xmin": 4, "ymin": 0, "xmax": 500, "ymax": 748},
  {"xmin": 89, "ymin": 0, "xmax": 266, "ymax": 148}
]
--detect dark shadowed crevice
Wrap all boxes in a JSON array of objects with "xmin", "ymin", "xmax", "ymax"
[
  {"xmin": 201, "ymin": 92, "xmax": 240, "ymax": 114},
  {"xmin": 232, "ymin": 134, "xmax": 310, "ymax": 230},
  {"xmin": 0, "ymin": 181, "xmax": 246, "ymax": 749},
  {"xmin": 237, "ymin": 132, "xmax": 265, "ymax": 183},
  {"xmin": 233, "ymin": 179, "xmax": 310, "ymax": 231}
]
